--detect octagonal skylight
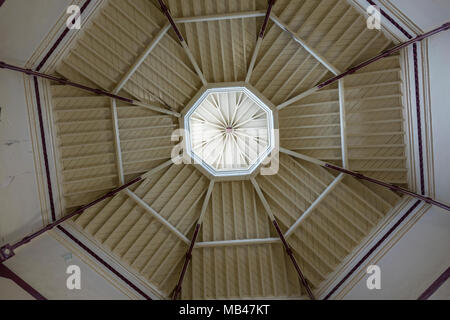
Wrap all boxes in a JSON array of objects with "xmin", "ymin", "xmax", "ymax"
[{"xmin": 184, "ymin": 87, "xmax": 275, "ymax": 177}]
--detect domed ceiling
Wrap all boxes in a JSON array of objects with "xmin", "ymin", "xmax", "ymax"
[{"xmin": 47, "ymin": 0, "xmax": 407, "ymax": 299}]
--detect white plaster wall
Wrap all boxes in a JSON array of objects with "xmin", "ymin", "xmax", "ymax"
[
  {"xmin": 2, "ymin": 233, "xmax": 130, "ymax": 300},
  {"xmin": 0, "ymin": 0, "xmax": 72, "ymax": 65},
  {"xmin": 0, "ymin": 277, "xmax": 34, "ymax": 300},
  {"xmin": 343, "ymin": 0, "xmax": 450, "ymax": 300},
  {"xmin": 0, "ymin": 0, "xmax": 72, "ymax": 246}
]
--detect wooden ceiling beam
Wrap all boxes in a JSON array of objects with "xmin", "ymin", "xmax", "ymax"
[
  {"xmin": 174, "ymin": 10, "xmax": 266, "ymax": 24},
  {"xmin": 285, "ymin": 174, "xmax": 344, "ymax": 238},
  {"xmin": 270, "ymin": 14, "xmax": 341, "ymax": 76},
  {"xmin": 112, "ymin": 23, "xmax": 170, "ymax": 95},
  {"xmin": 338, "ymin": 80, "xmax": 349, "ymax": 169},
  {"xmin": 0, "ymin": 61, "xmax": 180, "ymax": 117},
  {"xmin": 0, "ymin": 157, "xmax": 179, "ymax": 263},
  {"xmin": 125, "ymin": 189, "xmax": 190, "ymax": 244},
  {"xmin": 195, "ymin": 237, "xmax": 279, "ymax": 248}
]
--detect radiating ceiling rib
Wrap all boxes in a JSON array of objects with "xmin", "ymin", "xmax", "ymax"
[
  {"xmin": 179, "ymin": 179, "xmax": 302, "ymax": 299},
  {"xmin": 74, "ymin": 158, "xmax": 176, "ymax": 227},
  {"xmin": 125, "ymin": 2, "xmax": 201, "ymax": 84},
  {"xmin": 265, "ymin": 2, "xmax": 344, "ymax": 92},
  {"xmin": 1, "ymin": 61, "xmax": 175, "ymax": 122},
  {"xmin": 255, "ymin": 156, "xmax": 357, "ymax": 275},
  {"xmin": 73, "ymin": 163, "xmax": 208, "ymax": 296},
  {"xmin": 275, "ymin": 156, "xmax": 390, "ymax": 273},
  {"xmin": 317, "ymin": 23, "xmax": 450, "ymax": 91},
  {"xmin": 256, "ymin": 178, "xmax": 306, "ymax": 228}
]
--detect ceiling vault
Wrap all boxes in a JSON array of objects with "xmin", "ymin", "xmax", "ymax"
[{"xmin": 2, "ymin": 0, "xmax": 450, "ymax": 300}]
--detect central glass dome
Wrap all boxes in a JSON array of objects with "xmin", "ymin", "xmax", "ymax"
[{"xmin": 184, "ymin": 87, "xmax": 275, "ymax": 177}]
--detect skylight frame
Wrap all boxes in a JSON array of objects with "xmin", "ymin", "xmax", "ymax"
[{"xmin": 184, "ymin": 86, "xmax": 275, "ymax": 177}]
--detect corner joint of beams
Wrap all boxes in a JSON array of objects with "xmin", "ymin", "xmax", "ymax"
[{"xmin": 197, "ymin": 180, "xmax": 215, "ymax": 225}]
